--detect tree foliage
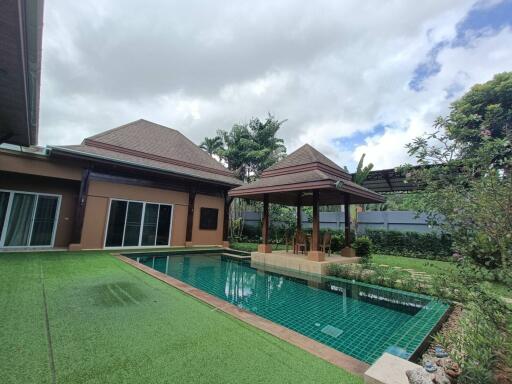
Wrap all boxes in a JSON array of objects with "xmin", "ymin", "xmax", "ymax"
[
  {"xmin": 201, "ymin": 114, "xmax": 287, "ymax": 182},
  {"xmin": 405, "ymin": 72, "xmax": 512, "ymax": 272},
  {"xmin": 199, "ymin": 136, "xmax": 223, "ymax": 155}
]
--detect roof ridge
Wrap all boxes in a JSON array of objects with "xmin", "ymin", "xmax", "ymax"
[{"xmin": 85, "ymin": 119, "xmax": 179, "ymax": 142}]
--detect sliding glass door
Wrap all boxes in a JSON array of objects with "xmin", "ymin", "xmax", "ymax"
[
  {"xmin": 0, "ymin": 190, "xmax": 61, "ymax": 248},
  {"xmin": 105, "ymin": 199, "xmax": 173, "ymax": 248}
]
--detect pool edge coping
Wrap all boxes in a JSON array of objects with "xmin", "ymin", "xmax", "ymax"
[{"xmin": 114, "ymin": 254, "xmax": 370, "ymax": 377}]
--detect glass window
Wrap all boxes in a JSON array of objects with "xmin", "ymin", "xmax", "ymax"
[
  {"xmin": 30, "ymin": 196, "xmax": 59, "ymax": 246},
  {"xmin": 141, "ymin": 203, "xmax": 158, "ymax": 246},
  {"xmin": 123, "ymin": 202, "xmax": 143, "ymax": 246},
  {"xmin": 4, "ymin": 193, "xmax": 36, "ymax": 246},
  {"xmin": 104, "ymin": 199, "xmax": 173, "ymax": 248},
  {"xmin": 105, "ymin": 200, "xmax": 127, "ymax": 247},
  {"xmin": 0, "ymin": 192, "xmax": 10, "ymax": 237},
  {"xmin": 156, "ymin": 205, "xmax": 172, "ymax": 245},
  {"xmin": 199, "ymin": 208, "xmax": 219, "ymax": 230}
]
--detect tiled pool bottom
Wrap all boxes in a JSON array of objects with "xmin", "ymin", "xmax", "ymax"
[{"xmin": 129, "ymin": 252, "xmax": 449, "ymax": 364}]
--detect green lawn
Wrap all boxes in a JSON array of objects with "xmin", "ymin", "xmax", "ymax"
[
  {"xmin": 372, "ymin": 254, "xmax": 457, "ymax": 275},
  {"xmin": 230, "ymin": 242, "xmax": 288, "ymax": 252},
  {"xmin": 373, "ymin": 254, "xmax": 511, "ymax": 299},
  {"xmin": 0, "ymin": 251, "xmax": 362, "ymax": 384}
]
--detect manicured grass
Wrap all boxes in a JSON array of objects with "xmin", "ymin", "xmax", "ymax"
[
  {"xmin": 0, "ymin": 251, "xmax": 362, "ymax": 384},
  {"xmin": 373, "ymin": 254, "xmax": 511, "ymax": 299},
  {"xmin": 372, "ymin": 254, "xmax": 457, "ymax": 275},
  {"xmin": 230, "ymin": 242, "xmax": 288, "ymax": 252}
]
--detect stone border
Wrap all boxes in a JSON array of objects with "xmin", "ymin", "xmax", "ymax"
[{"xmin": 116, "ymin": 254, "xmax": 369, "ymax": 376}]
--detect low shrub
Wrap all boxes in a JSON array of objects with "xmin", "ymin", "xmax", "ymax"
[
  {"xmin": 365, "ymin": 229, "xmax": 452, "ymax": 260},
  {"xmin": 352, "ymin": 236, "xmax": 372, "ymax": 258},
  {"xmin": 325, "ymin": 263, "xmax": 431, "ymax": 295}
]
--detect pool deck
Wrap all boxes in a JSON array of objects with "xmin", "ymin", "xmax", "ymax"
[
  {"xmin": 251, "ymin": 250, "xmax": 361, "ymax": 275},
  {"xmin": 117, "ymin": 254, "xmax": 370, "ymax": 376}
]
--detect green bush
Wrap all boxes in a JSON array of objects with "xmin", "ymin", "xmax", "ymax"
[
  {"xmin": 365, "ymin": 229, "xmax": 452, "ymax": 260},
  {"xmin": 352, "ymin": 236, "xmax": 372, "ymax": 256}
]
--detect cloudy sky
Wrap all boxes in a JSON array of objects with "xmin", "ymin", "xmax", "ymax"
[{"xmin": 39, "ymin": 0, "xmax": 512, "ymax": 171}]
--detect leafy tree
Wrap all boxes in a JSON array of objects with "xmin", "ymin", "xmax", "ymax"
[
  {"xmin": 439, "ymin": 72, "xmax": 512, "ymax": 163},
  {"xmin": 199, "ymin": 136, "xmax": 223, "ymax": 156},
  {"xmin": 405, "ymin": 73, "xmax": 512, "ymax": 271},
  {"xmin": 212, "ymin": 114, "xmax": 287, "ymax": 181},
  {"xmin": 205, "ymin": 115, "xmax": 287, "ymax": 242}
]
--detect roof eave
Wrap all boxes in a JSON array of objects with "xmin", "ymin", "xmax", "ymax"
[{"xmin": 49, "ymin": 146, "xmax": 243, "ymax": 188}]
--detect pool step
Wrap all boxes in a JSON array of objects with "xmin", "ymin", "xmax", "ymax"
[{"xmin": 224, "ymin": 253, "xmax": 251, "ymax": 260}]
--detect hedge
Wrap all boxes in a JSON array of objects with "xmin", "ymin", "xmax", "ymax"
[{"xmin": 365, "ymin": 229, "xmax": 452, "ymax": 260}]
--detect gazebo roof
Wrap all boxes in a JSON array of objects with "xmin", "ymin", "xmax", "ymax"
[{"xmin": 229, "ymin": 144, "xmax": 385, "ymax": 205}]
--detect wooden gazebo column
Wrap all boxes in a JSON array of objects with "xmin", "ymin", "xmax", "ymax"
[
  {"xmin": 341, "ymin": 193, "xmax": 356, "ymax": 257},
  {"xmin": 308, "ymin": 190, "xmax": 325, "ymax": 261},
  {"xmin": 296, "ymin": 193, "xmax": 302, "ymax": 231},
  {"xmin": 258, "ymin": 194, "xmax": 272, "ymax": 253}
]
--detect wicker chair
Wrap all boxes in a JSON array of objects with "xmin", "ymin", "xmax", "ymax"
[
  {"xmin": 293, "ymin": 231, "xmax": 308, "ymax": 254},
  {"xmin": 319, "ymin": 232, "xmax": 332, "ymax": 255}
]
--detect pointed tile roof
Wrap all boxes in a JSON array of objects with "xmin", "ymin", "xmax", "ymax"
[
  {"xmin": 51, "ymin": 119, "xmax": 242, "ymax": 186},
  {"xmin": 264, "ymin": 144, "xmax": 347, "ymax": 176},
  {"xmin": 229, "ymin": 144, "xmax": 384, "ymax": 205}
]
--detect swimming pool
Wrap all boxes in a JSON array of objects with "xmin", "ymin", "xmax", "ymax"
[{"xmin": 127, "ymin": 251, "xmax": 449, "ymax": 364}]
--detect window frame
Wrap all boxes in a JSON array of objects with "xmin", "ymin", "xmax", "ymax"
[
  {"xmin": 103, "ymin": 198, "xmax": 174, "ymax": 249},
  {"xmin": 199, "ymin": 207, "xmax": 219, "ymax": 231},
  {"xmin": 0, "ymin": 189, "xmax": 62, "ymax": 249}
]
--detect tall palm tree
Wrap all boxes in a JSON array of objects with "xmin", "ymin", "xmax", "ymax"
[
  {"xmin": 200, "ymin": 136, "xmax": 223, "ymax": 156},
  {"xmin": 353, "ymin": 153, "xmax": 374, "ymax": 185}
]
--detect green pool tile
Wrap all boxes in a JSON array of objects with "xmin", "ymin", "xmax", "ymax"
[{"xmin": 129, "ymin": 252, "xmax": 450, "ymax": 364}]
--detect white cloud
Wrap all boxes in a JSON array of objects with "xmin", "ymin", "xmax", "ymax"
[
  {"xmin": 356, "ymin": 25, "xmax": 512, "ymax": 169},
  {"xmin": 38, "ymin": 0, "xmax": 510, "ymax": 172}
]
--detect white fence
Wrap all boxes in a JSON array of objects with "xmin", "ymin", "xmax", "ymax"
[{"xmin": 242, "ymin": 210, "xmax": 437, "ymax": 233}]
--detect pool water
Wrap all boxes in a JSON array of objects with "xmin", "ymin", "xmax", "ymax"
[{"xmin": 130, "ymin": 252, "xmax": 449, "ymax": 364}]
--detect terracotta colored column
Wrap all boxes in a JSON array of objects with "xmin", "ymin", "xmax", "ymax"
[
  {"xmin": 185, "ymin": 189, "xmax": 196, "ymax": 247},
  {"xmin": 69, "ymin": 168, "xmax": 90, "ymax": 250},
  {"xmin": 222, "ymin": 194, "xmax": 233, "ymax": 248},
  {"xmin": 341, "ymin": 193, "xmax": 356, "ymax": 257},
  {"xmin": 308, "ymin": 190, "xmax": 325, "ymax": 261},
  {"xmin": 296, "ymin": 194, "xmax": 302, "ymax": 231},
  {"xmin": 311, "ymin": 190, "xmax": 319, "ymax": 251},
  {"xmin": 258, "ymin": 194, "xmax": 272, "ymax": 253},
  {"xmin": 344, "ymin": 201, "xmax": 350, "ymax": 247}
]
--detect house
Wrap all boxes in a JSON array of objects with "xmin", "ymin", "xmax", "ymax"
[{"xmin": 0, "ymin": 119, "xmax": 242, "ymax": 250}]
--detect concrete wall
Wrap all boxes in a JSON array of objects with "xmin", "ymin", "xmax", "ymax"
[
  {"xmin": 0, "ymin": 171, "xmax": 80, "ymax": 247},
  {"xmin": 82, "ymin": 180, "xmax": 189, "ymax": 249},
  {"xmin": 81, "ymin": 180, "xmax": 225, "ymax": 249},
  {"xmin": 242, "ymin": 210, "xmax": 436, "ymax": 233},
  {"xmin": 191, "ymin": 193, "xmax": 225, "ymax": 246},
  {"xmin": 0, "ymin": 150, "xmax": 227, "ymax": 250}
]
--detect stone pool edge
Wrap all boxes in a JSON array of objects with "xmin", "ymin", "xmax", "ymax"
[{"xmin": 115, "ymin": 254, "xmax": 370, "ymax": 376}]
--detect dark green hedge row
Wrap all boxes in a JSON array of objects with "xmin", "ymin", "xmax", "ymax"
[{"xmin": 365, "ymin": 229, "xmax": 452, "ymax": 260}]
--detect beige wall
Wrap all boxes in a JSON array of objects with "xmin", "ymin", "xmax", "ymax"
[
  {"xmin": 0, "ymin": 171, "xmax": 80, "ymax": 247},
  {"xmin": 0, "ymin": 151, "xmax": 228, "ymax": 250},
  {"xmin": 0, "ymin": 150, "xmax": 82, "ymax": 181},
  {"xmin": 192, "ymin": 193, "xmax": 225, "ymax": 246},
  {"xmin": 81, "ymin": 180, "xmax": 190, "ymax": 249}
]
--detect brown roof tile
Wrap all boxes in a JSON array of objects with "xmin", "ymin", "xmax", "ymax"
[
  {"xmin": 52, "ymin": 120, "xmax": 242, "ymax": 186},
  {"xmin": 229, "ymin": 144, "xmax": 384, "ymax": 204},
  {"xmin": 264, "ymin": 144, "xmax": 349, "ymax": 177}
]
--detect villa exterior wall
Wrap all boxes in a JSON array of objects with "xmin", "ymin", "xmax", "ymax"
[
  {"xmin": 81, "ymin": 179, "xmax": 190, "ymax": 249},
  {"xmin": 0, "ymin": 150, "xmax": 82, "ymax": 181},
  {"xmin": 192, "ymin": 193, "xmax": 225, "ymax": 246},
  {"xmin": 0, "ymin": 149, "xmax": 231, "ymax": 251},
  {"xmin": 0, "ymin": 170, "xmax": 80, "ymax": 247}
]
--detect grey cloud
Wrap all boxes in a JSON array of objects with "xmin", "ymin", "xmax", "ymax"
[{"xmin": 40, "ymin": 0, "xmax": 490, "ymax": 171}]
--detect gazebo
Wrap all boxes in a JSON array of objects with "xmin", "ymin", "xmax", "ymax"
[{"xmin": 229, "ymin": 144, "xmax": 384, "ymax": 265}]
